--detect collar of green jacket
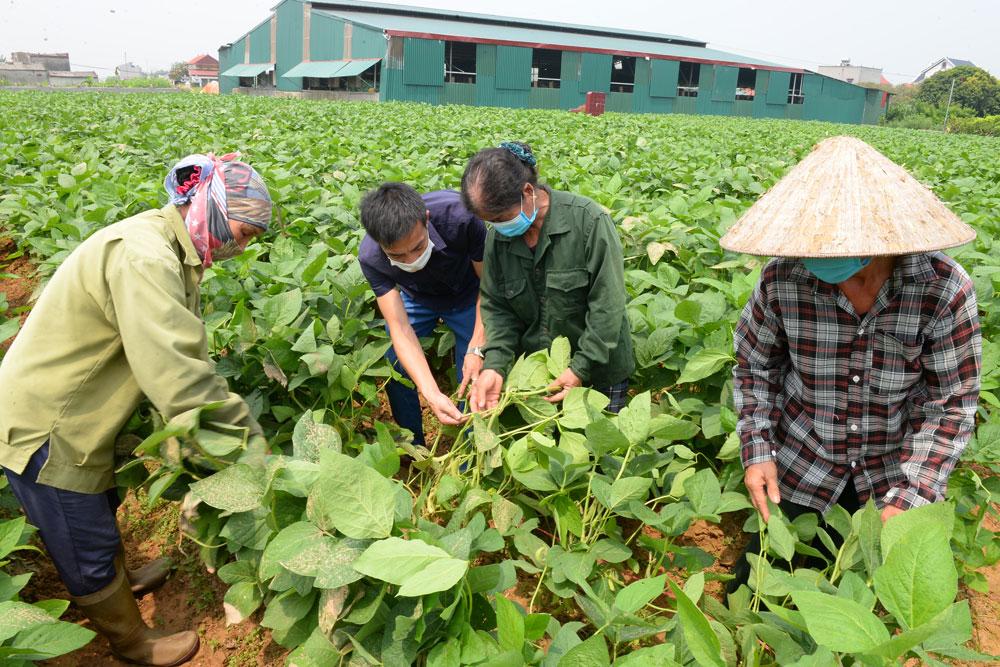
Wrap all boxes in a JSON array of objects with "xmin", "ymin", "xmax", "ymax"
[
  {"xmin": 163, "ymin": 204, "xmax": 203, "ymax": 268},
  {"xmin": 492, "ymin": 189, "xmax": 572, "ymax": 262}
]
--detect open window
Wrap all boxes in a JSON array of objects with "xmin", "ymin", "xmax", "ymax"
[
  {"xmin": 445, "ymin": 41, "xmax": 476, "ymax": 84},
  {"xmin": 610, "ymin": 56, "xmax": 636, "ymax": 93},
  {"xmin": 788, "ymin": 72, "xmax": 804, "ymax": 104},
  {"xmin": 677, "ymin": 61, "xmax": 700, "ymax": 97},
  {"xmin": 736, "ymin": 68, "xmax": 756, "ymax": 100},
  {"xmin": 531, "ymin": 48, "xmax": 561, "ymax": 88}
]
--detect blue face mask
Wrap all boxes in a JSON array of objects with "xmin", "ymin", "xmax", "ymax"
[
  {"xmin": 492, "ymin": 192, "xmax": 537, "ymax": 238},
  {"xmin": 802, "ymin": 257, "xmax": 872, "ymax": 284}
]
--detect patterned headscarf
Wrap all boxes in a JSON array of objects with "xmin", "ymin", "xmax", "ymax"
[{"xmin": 164, "ymin": 153, "xmax": 271, "ymax": 267}]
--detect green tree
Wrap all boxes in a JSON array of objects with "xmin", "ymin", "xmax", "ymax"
[
  {"xmin": 168, "ymin": 62, "xmax": 189, "ymax": 83},
  {"xmin": 918, "ymin": 65, "xmax": 1000, "ymax": 116}
]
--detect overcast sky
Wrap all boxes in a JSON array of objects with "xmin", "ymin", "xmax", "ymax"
[{"xmin": 1, "ymin": 0, "xmax": 996, "ymax": 83}]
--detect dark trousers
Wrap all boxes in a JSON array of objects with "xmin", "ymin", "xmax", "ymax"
[
  {"xmin": 727, "ymin": 478, "xmax": 861, "ymax": 595},
  {"xmin": 3, "ymin": 442, "xmax": 121, "ymax": 596},
  {"xmin": 385, "ymin": 293, "xmax": 476, "ymax": 446}
]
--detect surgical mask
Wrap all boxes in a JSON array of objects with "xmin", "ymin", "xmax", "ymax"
[
  {"xmin": 492, "ymin": 192, "xmax": 537, "ymax": 238},
  {"xmin": 388, "ymin": 235, "xmax": 434, "ymax": 273},
  {"xmin": 802, "ymin": 257, "xmax": 871, "ymax": 284},
  {"xmin": 212, "ymin": 239, "xmax": 245, "ymax": 262}
]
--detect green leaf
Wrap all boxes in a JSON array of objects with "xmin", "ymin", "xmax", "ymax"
[
  {"xmin": 765, "ymin": 502, "xmax": 797, "ymax": 562},
  {"xmin": 669, "ymin": 580, "xmax": 725, "ymax": 667},
  {"xmin": 260, "ymin": 522, "xmax": 366, "ymax": 589},
  {"xmin": 0, "ymin": 601, "xmax": 57, "ymax": 642},
  {"xmin": 557, "ymin": 633, "xmax": 609, "ymax": 666},
  {"xmin": 561, "ymin": 388, "xmax": 610, "ymax": 429},
  {"xmin": 684, "ymin": 468, "xmax": 722, "ymax": 516},
  {"xmin": 352, "ymin": 537, "xmax": 469, "ymax": 597},
  {"xmin": 583, "ymin": 418, "xmax": 630, "ymax": 457},
  {"xmin": 547, "ymin": 336, "xmax": 572, "ymax": 377},
  {"xmin": 613, "ymin": 644, "xmax": 680, "ymax": 666},
  {"xmin": 307, "ymin": 450, "xmax": 396, "ymax": 539},
  {"xmin": 873, "ymin": 521, "xmax": 957, "ymax": 629},
  {"xmin": 790, "ymin": 590, "xmax": 890, "ymax": 653},
  {"xmin": 495, "ymin": 595, "xmax": 525, "ymax": 653},
  {"xmin": 616, "ymin": 391, "xmax": 650, "ymax": 445},
  {"xmin": 263, "ymin": 288, "xmax": 303, "ymax": 328},
  {"xmin": 614, "ymin": 574, "xmax": 666, "ymax": 614},
  {"xmin": 292, "ymin": 412, "xmax": 341, "ymax": 463},
  {"xmin": 57, "ymin": 173, "xmax": 76, "ymax": 189},
  {"xmin": 9, "ymin": 620, "xmax": 95, "ymax": 659},
  {"xmin": 189, "ymin": 463, "xmax": 266, "ymax": 513},
  {"xmin": 0, "ymin": 317, "xmax": 19, "ymax": 344},
  {"xmin": 223, "ymin": 581, "xmax": 263, "ymax": 624},
  {"xmin": 591, "ymin": 476, "xmax": 651, "ymax": 512},
  {"xmin": 880, "ymin": 501, "xmax": 955, "ymax": 559},
  {"xmin": 676, "ymin": 349, "xmax": 733, "ymax": 385}
]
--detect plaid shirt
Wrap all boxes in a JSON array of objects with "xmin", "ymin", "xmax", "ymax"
[{"xmin": 734, "ymin": 253, "xmax": 981, "ymax": 512}]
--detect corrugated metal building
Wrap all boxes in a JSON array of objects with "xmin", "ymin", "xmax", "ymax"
[{"xmin": 219, "ymin": 0, "xmax": 888, "ymax": 124}]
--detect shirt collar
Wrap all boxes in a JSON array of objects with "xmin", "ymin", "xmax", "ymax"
[
  {"xmin": 163, "ymin": 204, "xmax": 203, "ymax": 268},
  {"xmin": 427, "ymin": 219, "xmax": 448, "ymax": 252},
  {"xmin": 789, "ymin": 253, "xmax": 939, "ymax": 295}
]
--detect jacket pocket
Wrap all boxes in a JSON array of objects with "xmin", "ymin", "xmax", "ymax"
[
  {"xmin": 500, "ymin": 277, "xmax": 535, "ymax": 323},
  {"xmin": 546, "ymin": 269, "xmax": 589, "ymax": 319}
]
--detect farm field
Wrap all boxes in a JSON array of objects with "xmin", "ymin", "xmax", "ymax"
[{"xmin": 0, "ymin": 90, "xmax": 998, "ymax": 666}]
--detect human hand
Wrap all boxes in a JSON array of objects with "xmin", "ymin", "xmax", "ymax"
[
  {"xmin": 745, "ymin": 461, "xmax": 781, "ymax": 522},
  {"xmin": 458, "ymin": 352, "xmax": 484, "ymax": 398},
  {"xmin": 425, "ymin": 391, "xmax": 467, "ymax": 426},
  {"xmin": 881, "ymin": 504, "xmax": 905, "ymax": 523},
  {"xmin": 470, "ymin": 369, "xmax": 504, "ymax": 412},
  {"xmin": 545, "ymin": 367, "xmax": 582, "ymax": 404}
]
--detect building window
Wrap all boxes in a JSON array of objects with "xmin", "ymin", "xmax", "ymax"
[
  {"xmin": 531, "ymin": 48, "xmax": 561, "ymax": 88},
  {"xmin": 736, "ymin": 68, "xmax": 756, "ymax": 100},
  {"xmin": 677, "ymin": 61, "xmax": 700, "ymax": 97},
  {"xmin": 445, "ymin": 41, "xmax": 476, "ymax": 84},
  {"xmin": 610, "ymin": 56, "xmax": 636, "ymax": 93},
  {"xmin": 788, "ymin": 72, "xmax": 804, "ymax": 104}
]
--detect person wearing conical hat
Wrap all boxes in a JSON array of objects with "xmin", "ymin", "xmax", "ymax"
[{"xmin": 721, "ymin": 136, "xmax": 981, "ymax": 593}]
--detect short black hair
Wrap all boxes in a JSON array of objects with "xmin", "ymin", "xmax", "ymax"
[
  {"xmin": 460, "ymin": 142, "xmax": 539, "ymax": 218},
  {"xmin": 359, "ymin": 182, "xmax": 425, "ymax": 246}
]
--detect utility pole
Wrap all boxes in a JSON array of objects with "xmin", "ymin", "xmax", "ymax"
[{"xmin": 942, "ymin": 78, "xmax": 956, "ymax": 132}]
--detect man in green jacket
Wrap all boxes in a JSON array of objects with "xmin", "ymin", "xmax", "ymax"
[
  {"xmin": 0, "ymin": 153, "xmax": 271, "ymax": 666},
  {"xmin": 461, "ymin": 142, "xmax": 634, "ymax": 413}
]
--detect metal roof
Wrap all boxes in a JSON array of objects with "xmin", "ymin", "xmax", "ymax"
[
  {"xmin": 313, "ymin": 6, "xmax": 796, "ymax": 70},
  {"xmin": 220, "ymin": 63, "xmax": 274, "ymax": 77},
  {"xmin": 308, "ymin": 1, "xmax": 705, "ymax": 47},
  {"xmin": 283, "ymin": 58, "xmax": 379, "ymax": 78}
]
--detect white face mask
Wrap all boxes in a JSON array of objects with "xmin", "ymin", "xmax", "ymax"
[{"xmin": 387, "ymin": 234, "xmax": 434, "ymax": 273}]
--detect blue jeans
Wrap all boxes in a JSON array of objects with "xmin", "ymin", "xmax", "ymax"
[
  {"xmin": 3, "ymin": 442, "xmax": 122, "ymax": 596},
  {"xmin": 385, "ymin": 293, "xmax": 476, "ymax": 445}
]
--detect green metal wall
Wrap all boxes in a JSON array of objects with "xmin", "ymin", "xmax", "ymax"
[
  {"xmin": 249, "ymin": 20, "xmax": 271, "ymax": 64},
  {"xmin": 311, "ymin": 11, "xmax": 344, "ymax": 61},
  {"xmin": 275, "ymin": 0, "xmax": 303, "ymax": 92},
  {"xmin": 352, "ymin": 24, "xmax": 385, "ymax": 59},
  {"xmin": 218, "ymin": 38, "xmax": 245, "ymax": 95}
]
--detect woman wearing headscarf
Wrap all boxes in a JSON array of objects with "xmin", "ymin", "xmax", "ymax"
[
  {"xmin": 462, "ymin": 141, "xmax": 634, "ymax": 414},
  {"xmin": 0, "ymin": 153, "xmax": 272, "ymax": 665}
]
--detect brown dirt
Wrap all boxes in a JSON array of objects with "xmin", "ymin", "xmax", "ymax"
[
  {"xmin": 0, "ymin": 237, "xmax": 38, "ymax": 352},
  {"xmin": 9, "ymin": 492, "xmax": 289, "ymax": 667},
  {"xmin": 956, "ymin": 510, "xmax": 1000, "ymax": 665}
]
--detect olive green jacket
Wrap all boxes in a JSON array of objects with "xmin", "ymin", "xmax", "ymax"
[
  {"xmin": 0, "ymin": 206, "xmax": 261, "ymax": 493},
  {"xmin": 480, "ymin": 190, "xmax": 635, "ymax": 387}
]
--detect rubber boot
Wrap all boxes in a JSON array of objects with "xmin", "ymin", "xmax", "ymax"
[
  {"xmin": 119, "ymin": 545, "xmax": 172, "ymax": 596},
  {"xmin": 73, "ymin": 565, "xmax": 199, "ymax": 666}
]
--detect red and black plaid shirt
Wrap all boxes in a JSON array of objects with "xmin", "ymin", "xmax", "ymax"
[{"xmin": 734, "ymin": 253, "xmax": 981, "ymax": 512}]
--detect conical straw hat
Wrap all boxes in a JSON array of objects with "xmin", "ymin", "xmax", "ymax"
[{"xmin": 719, "ymin": 136, "xmax": 976, "ymax": 257}]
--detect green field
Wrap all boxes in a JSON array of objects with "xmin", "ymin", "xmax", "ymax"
[{"xmin": 0, "ymin": 91, "xmax": 998, "ymax": 665}]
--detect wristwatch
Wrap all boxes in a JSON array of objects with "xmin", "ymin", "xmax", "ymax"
[{"xmin": 466, "ymin": 346, "xmax": 485, "ymax": 358}]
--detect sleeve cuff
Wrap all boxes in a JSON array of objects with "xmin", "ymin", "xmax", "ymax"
[
  {"xmin": 569, "ymin": 356, "xmax": 592, "ymax": 385},
  {"xmin": 741, "ymin": 443, "xmax": 776, "ymax": 468},
  {"xmin": 882, "ymin": 484, "xmax": 937, "ymax": 511}
]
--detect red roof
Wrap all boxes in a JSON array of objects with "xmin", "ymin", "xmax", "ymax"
[
  {"xmin": 187, "ymin": 54, "xmax": 219, "ymax": 68},
  {"xmin": 189, "ymin": 69, "xmax": 219, "ymax": 77}
]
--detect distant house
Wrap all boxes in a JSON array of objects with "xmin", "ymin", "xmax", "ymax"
[
  {"xmin": 48, "ymin": 70, "xmax": 97, "ymax": 86},
  {"xmin": 11, "ymin": 52, "xmax": 70, "ymax": 71},
  {"xmin": 817, "ymin": 60, "xmax": 884, "ymax": 86},
  {"xmin": 913, "ymin": 57, "xmax": 977, "ymax": 84},
  {"xmin": 187, "ymin": 54, "xmax": 219, "ymax": 86},
  {"xmin": 0, "ymin": 62, "xmax": 48, "ymax": 85},
  {"xmin": 116, "ymin": 62, "xmax": 144, "ymax": 80}
]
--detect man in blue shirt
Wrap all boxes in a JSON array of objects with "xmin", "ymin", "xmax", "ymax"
[{"xmin": 359, "ymin": 183, "xmax": 487, "ymax": 444}]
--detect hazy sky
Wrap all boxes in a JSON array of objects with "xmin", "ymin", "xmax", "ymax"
[{"xmin": 1, "ymin": 0, "xmax": 996, "ymax": 83}]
